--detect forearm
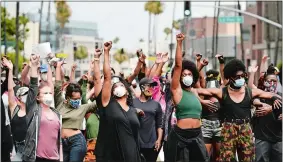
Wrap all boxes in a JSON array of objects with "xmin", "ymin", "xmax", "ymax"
[
  {"xmin": 260, "ymin": 60, "xmax": 268, "ymax": 74},
  {"xmin": 47, "ymin": 64, "xmax": 53, "ymax": 85},
  {"xmin": 157, "ymin": 128, "xmax": 163, "ymax": 141},
  {"xmin": 127, "ymin": 61, "xmax": 142, "ymax": 83},
  {"xmin": 149, "ymin": 63, "xmax": 158, "ymax": 78},
  {"xmin": 154, "ymin": 62, "xmax": 165, "ymax": 77},
  {"xmin": 70, "ymin": 70, "xmax": 75, "ymax": 82},
  {"xmin": 175, "ymin": 42, "xmax": 182, "ymax": 67},
  {"xmin": 55, "ymin": 65, "xmax": 62, "ymax": 81},
  {"xmin": 103, "ymin": 51, "xmax": 111, "ymax": 79},
  {"xmin": 21, "ymin": 65, "xmax": 30, "ymax": 83},
  {"xmin": 248, "ymin": 72, "xmax": 256, "ymax": 89}
]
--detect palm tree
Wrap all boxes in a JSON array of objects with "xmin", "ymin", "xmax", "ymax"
[
  {"xmin": 114, "ymin": 48, "xmax": 129, "ymax": 64},
  {"xmin": 172, "ymin": 19, "xmax": 182, "ymax": 30},
  {"xmin": 55, "ymin": 0, "xmax": 71, "ymax": 49},
  {"xmin": 163, "ymin": 27, "xmax": 171, "ymax": 40},
  {"xmin": 144, "ymin": 1, "xmax": 164, "ymax": 56},
  {"xmin": 113, "ymin": 37, "xmax": 120, "ymax": 44}
]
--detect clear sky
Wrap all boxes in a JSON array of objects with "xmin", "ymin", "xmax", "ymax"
[{"xmin": 4, "ymin": 1, "xmax": 246, "ymax": 52}]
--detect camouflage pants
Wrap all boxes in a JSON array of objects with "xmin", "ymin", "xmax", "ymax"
[
  {"xmin": 218, "ymin": 122, "xmax": 255, "ymax": 162},
  {"xmin": 84, "ymin": 139, "xmax": 96, "ymax": 162}
]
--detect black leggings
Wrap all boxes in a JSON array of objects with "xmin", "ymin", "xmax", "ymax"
[{"xmin": 140, "ymin": 147, "xmax": 158, "ymax": 162}]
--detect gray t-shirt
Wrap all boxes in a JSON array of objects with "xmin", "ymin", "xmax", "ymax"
[{"xmin": 133, "ymin": 98, "xmax": 163, "ymax": 148}]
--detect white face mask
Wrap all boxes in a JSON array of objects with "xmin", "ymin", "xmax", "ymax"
[
  {"xmin": 182, "ymin": 76, "xmax": 193, "ymax": 87},
  {"xmin": 113, "ymin": 86, "xmax": 127, "ymax": 98},
  {"xmin": 42, "ymin": 94, "xmax": 54, "ymax": 106},
  {"xmin": 20, "ymin": 94, "xmax": 28, "ymax": 104},
  {"xmin": 41, "ymin": 73, "xmax": 48, "ymax": 82}
]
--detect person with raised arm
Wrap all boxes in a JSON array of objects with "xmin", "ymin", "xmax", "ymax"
[
  {"xmin": 249, "ymin": 64, "xmax": 282, "ymax": 162},
  {"xmin": 22, "ymin": 55, "xmax": 62, "ymax": 162},
  {"xmin": 196, "ymin": 59, "xmax": 282, "ymax": 162},
  {"xmin": 54, "ymin": 59, "xmax": 97, "ymax": 162},
  {"xmin": 164, "ymin": 33, "xmax": 209, "ymax": 162},
  {"xmin": 94, "ymin": 41, "xmax": 142, "ymax": 162},
  {"xmin": 2, "ymin": 57, "xmax": 28, "ymax": 161}
]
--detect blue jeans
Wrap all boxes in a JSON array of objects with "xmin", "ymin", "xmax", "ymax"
[
  {"xmin": 62, "ymin": 133, "xmax": 87, "ymax": 162},
  {"xmin": 255, "ymin": 138, "xmax": 282, "ymax": 162}
]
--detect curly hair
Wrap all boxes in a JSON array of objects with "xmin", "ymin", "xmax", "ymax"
[
  {"xmin": 223, "ymin": 59, "xmax": 246, "ymax": 79},
  {"xmin": 182, "ymin": 59, "xmax": 199, "ymax": 86},
  {"xmin": 171, "ymin": 60, "xmax": 199, "ymax": 86},
  {"xmin": 111, "ymin": 76, "xmax": 133, "ymax": 107},
  {"xmin": 206, "ymin": 69, "xmax": 219, "ymax": 81},
  {"xmin": 65, "ymin": 83, "xmax": 82, "ymax": 100}
]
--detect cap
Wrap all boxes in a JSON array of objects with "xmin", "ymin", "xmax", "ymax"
[
  {"xmin": 40, "ymin": 64, "xmax": 48, "ymax": 73},
  {"xmin": 139, "ymin": 77, "xmax": 157, "ymax": 87},
  {"xmin": 16, "ymin": 87, "xmax": 29, "ymax": 97}
]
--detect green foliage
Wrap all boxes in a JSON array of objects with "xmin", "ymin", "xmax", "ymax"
[
  {"xmin": 74, "ymin": 45, "xmax": 88, "ymax": 59},
  {"xmin": 1, "ymin": 7, "xmax": 29, "ymax": 51},
  {"xmin": 144, "ymin": 1, "xmax": 164, "ymax": 15},
  {"xmin": 113, "ymin": 37, "xmax": 120, "ymax": 44},
  {"xmin": 1, "ymin": 53, "xmax": 28, "ymax": 73},
  {"xmin": 163, "ymin": 27, "xmax": 171, "ymax": 40},
  {"xmin": 114, "ymin": 48, "xmax": 129, "ymax": 64},
  {"xmin": 55, "ymin": 0, "xmax": 72, "ymax": 29},
  {"xmin": 172, "ymin": 19, "xmax": 182, "ymax": 30}
]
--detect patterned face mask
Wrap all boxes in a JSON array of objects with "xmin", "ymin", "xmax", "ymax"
[{"xmin": 264, "ymin": 80, "xmax": 277, "ymax": 93}]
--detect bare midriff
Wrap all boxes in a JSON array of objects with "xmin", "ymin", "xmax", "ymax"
[
  {"xmin": 177, "ymin": 118, "xmax": 201, "ymax": 129},
  {"xmin": 61, "ymin": 128, "xmax": 81, "ymax": 139}
]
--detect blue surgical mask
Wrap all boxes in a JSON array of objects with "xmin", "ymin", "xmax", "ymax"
[
  {"xmin": 69, "ymin": 99, "xmax": 81, "ymax": 108},
  {"xmin": 234, "ymin": 78, "xmax": 245, "ymax": 87}
]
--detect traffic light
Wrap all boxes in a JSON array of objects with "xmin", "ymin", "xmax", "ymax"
[{"xmin": 184, "ymin": 1, "xmax": 191, "ymax": 17}]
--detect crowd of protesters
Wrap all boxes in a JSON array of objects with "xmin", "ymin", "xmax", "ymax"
[{"xmin": 1, "ymin": 33, "xmax": 282, "ymax": 162}]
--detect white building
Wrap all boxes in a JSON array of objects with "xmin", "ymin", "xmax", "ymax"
[
  {"xmin": 24, "ymin": 21, "xmax": 40, "ymax": 58},
  {"xmin": 59, "ymin": 34, "xmax": 103, "ymax": 77}
]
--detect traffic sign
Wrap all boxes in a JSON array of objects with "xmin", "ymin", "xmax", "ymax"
[{"xmin": 218, "ymin": 16, "xmax": 244, "ymax": 24}]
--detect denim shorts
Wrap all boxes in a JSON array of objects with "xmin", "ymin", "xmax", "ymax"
[{"xmin": 201, "ymin": 119, "xmax": 222, "ymax": 143}]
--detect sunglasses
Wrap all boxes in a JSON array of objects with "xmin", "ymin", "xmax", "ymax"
[{"xmin": 232, "ymin": 73, "xmax": 247, "ymax": 80}]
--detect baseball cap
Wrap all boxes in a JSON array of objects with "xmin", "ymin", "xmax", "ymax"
[
  {"xmin": 16, "ymin": 87, "xmax": 29, "ymax": 97},
  {"xmin": 139, "ymin": 77, "xmax": 157, "ymax": 87},
  {"xmin": 40, "ymin": 64, "xmax": 48, "ymax": 73}
]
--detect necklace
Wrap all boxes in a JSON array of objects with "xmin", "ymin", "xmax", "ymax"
[{"xmin": 228, "ymin": 85, "xmax": 241, "ymax": 92}]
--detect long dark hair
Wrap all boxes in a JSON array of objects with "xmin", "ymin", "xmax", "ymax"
[{"xmin": 110, "ymin": 76, "xmax": 134, "ymax": 107}]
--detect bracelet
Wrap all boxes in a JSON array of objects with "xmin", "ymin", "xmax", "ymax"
[{"xmin": 93, "ymin": 57, "xmax": 99, "ymax": 61}]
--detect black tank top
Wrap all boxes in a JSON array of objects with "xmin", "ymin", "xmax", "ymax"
[
  {"xmin": 11, "ymin": 107, "xmax": 28, "ymax": 142},
  {"xmin": 220, "ymin": 87, "xmax": 252, "ymax": 120}
]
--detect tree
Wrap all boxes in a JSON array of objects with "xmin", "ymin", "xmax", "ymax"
[
  {"xmin": 74, "ymin": 45, "xmax": 88, "ymax": 59},
  {"xmin": 113, "ymin": 37, "xmax": 120, "ymax": 44},
  {"xmin": 172, "ymin": 19, "xmax": 182, "ymax": 30},
  {"xmin": 163, "ymin": 27, "xmax": 171, "ymax": 40},
  {"xmin": 114, "ymin": 48, "xmax": 129, "ymax": 64},
  {"xmin": 144, "ymin": 1, "xmax": 164, "ymax": 55},
  {"xmin": 55, "ymin": 0, "xmax": 71, "ymax": 48},
  {"xmin": 1, "ymin": 7, "xmax": 29, "ymax": 51},
  {"xmin": 1, "ymin": 53, "xmax": 28, "ymax": 73}
]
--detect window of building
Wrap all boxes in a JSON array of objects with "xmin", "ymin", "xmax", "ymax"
[{"xmin": 242, "ymin": 29, "xmax": 250, "ymax": 41}]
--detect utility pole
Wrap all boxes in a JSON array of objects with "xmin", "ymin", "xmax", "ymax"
[
  {"xmin": 4, "ymin": 1, "xmax": 7, "ymax": 55},
  {"xmin": 215, "ymin": 0, "xmax": 220, "ymax": 69},
  {"xmin": 202, "ymin": 16, "xmax": 207, "ymax": 58},
  {"xmin": 169, "ymin": 2, "xmax": 176, "ymax": 67},
  {"xmin": 15, "ymin": 1, "xmax": 20, "ymax": 77},
  {"xmin": 46, "ymin": 1, "xmax": 51, "ymax": 42},
  {"xmin": 184, "ymin": 1, "xmax": 191, "ymax": 59},
  {"xmin": 238, "ymin": 1, "xmax": 245, "ymax": 63},
  {"xmin": 39, "ymin": 1, "xmax": 43, "ymax": 43},
  {"xmin": 211, "ymin": 1, "xmax": 217, "ymax": 65}
]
